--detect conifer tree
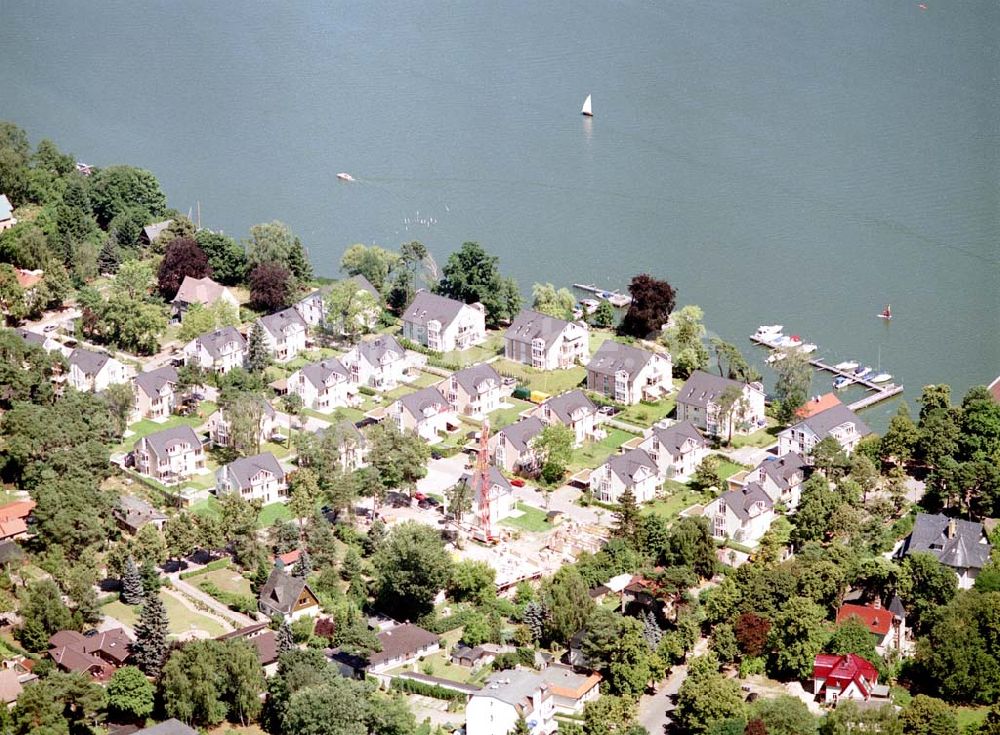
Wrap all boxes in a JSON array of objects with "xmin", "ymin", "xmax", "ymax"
[
  {"xmin": 251, "ymin": 559, "xmax": 271, "ymax": 596},
  {"xmin": 132, "ymin": 593, "xmax": 168, "ymax": 677},
  {"xmin": 612, "ymin": 488, "xmax": 641, "ymax": 544},
  {"xmin": 293, "ymin": 549, "xmax": 312, "ymax": 578},
  {"xmin": 276, "ymin": 621, "xmax": 295, "ymax": 655},
  {"xmin": 340, "ymin": 547, "xmax": 362, "ymax": 581},
  {"xmin": 246, "ymin": 322, "xmax": 270, "ymax": 373},
  {"xmin": 120, "ymin": 557, "xmax": 145, "ymax": 605},
  {"xmin": 97, "ymin": 238, "xmax": 122, "ymax": 275},
  {"xmin": 511, "ymin": 715, "xmax": 531, "ymax": 735},
  {"xmin": 286, "ymin": 239, "xmax": 313, "ymax": 283}
]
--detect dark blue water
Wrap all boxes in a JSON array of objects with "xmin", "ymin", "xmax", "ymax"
[{"xmin": 2, "ymin": 0, "xmax": 997, "ymax": 428}]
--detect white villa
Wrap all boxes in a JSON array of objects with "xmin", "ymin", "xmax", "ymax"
[
  {"xmin": 216, "ymin": 453, "xmax": 288, "ymax": 505},
  {"xmin": 439, "ymin": 363, "xmax": 503, "ymax": 418},
  {"xmin": 675, "ymin": 370, "xmax": 766, "ymax": 438},
  {"xmin": 402, "ymin": 290, "xmax": 486, "ymax": 352},
  {"xmin": 132, "ymin": 425, "xmax": 206, "ymax": 486},
  {"xmin": 590, "ymin": 448, "xmax": 660, "ymax": 504},
  {"xmin": 489, "ymin": 416, "xmax": 545, "ymax": 475},
  {"xmin": 387, "ymin": 386, "xmax": 458, "ymax": 443},
  {"xmin": 586, "ymin": 340, "xmax": 672, "ymax": 404},
  {"xmin": 256, "ymin": 308, "xmax": 308, "ymax": 363},
  {"xmin": 531, "ymin": 390, "xmax": 599, "ymax": 447},
  {"xmin": 67, "ymin": 348, "xmax": 129, "ymax": 393},
  {"xmin": 342, "ymin": 335, "xmax": 408, "ymax": 391},
  {"xmin": 287, "ymin": 357, "xmax": 358, "ymax": 413},
  {"xmin": 504, "ymin": 309, "xmax": 588, "ymax": 371},
  {"xmin": 703, "ymin": 483, "xmax": 774, "ymax": 545},
  {"xmin": 467, "ymin": 670, "xmax": 555, "ymax": 735},
  {"xmin": 131, "ymin": 366, "xmax": 178, "ymax": 422},
  {"xmin": 777, "ymin": 404, "xmax": 872, "ymax": 457},
  {"xmin": 638, "ymin": 420, "xmax": 710, "ymax": 482},
  {"xmin": 184, "ymin": 326, "xmax": 247, "ymax": 374}
]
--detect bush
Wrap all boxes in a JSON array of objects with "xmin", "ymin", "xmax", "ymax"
[
  {"xmin": 179, "ymin": 558, "xmax": 230, "ymax": 579},
  {"xmin": 418, "ymin": 608, "xmax": 480, "ymax": 634},
  {"xmin": 390, "ymin": 677, "xmax": 467, "ymax": 702},
  {"xmin": 197, "ymin": 581, "xmax": 257, "ymax": 614},
  {"xmin": 358, "ymin": 386, "xmax": 376, "ymax": 397}
]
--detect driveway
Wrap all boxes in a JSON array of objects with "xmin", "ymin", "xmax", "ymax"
[{"xmin": 638, "ymin": 662, "xmax": 687, "ymax": 734}]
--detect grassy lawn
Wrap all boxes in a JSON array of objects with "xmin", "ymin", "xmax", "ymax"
[
  {"xmin": 258, "ymin": 502, "xmax": 292, "ymax": 528},
  {"xmin": 644, "ymin": 485, "xmax": 709, "ymax": 522},
  {"xmin": 484, "ymin": 398, "xmax": 535, "ymax": 428},
  {"xmin": 569, "ymin": 429, "xmax": 633, "ymax": 471},
  {"xmin": 383, "ymin": 384, "xmax": 418, "ymax": 402},
  {"xmin": 117, "ymin": 400, "xmax": 217, "ymax": 452},
  {"xmin": 716, "ymin": 458, "xmax": 749, "ymax": 480},
  {"xmin": 409, "ymin": 370, "xmax": 445, "ymax": 388},
  {"xmin": 102, "ymin": 593, "xmax": 226, "ymax": 638},
  {"xmin": 501, "ymin": 502, "xmax": 551, "ymax": 533},
  {"xmin": 956, "ymin": 707, "xmax": 990, "ymax": 730},
  {"xmin": 390, "ymin": 649, "xmax": 478, "ymax": 684},
  {"xmin": 493, "ymin": 359, "xmax": 586, "ymax": 396},
  {"xmin": 615, "ymin": 397, "xmax": 676, "ymax": 428},
  {"xmin": 199, "ymin": 566, "xmax": 253, "ymax": 597},
  {"xmin": 438, "ymin": 332, "xmax": 505, "ymax": 368},
  {"xmin": 727, "ymin": 422, "xmax": 781, "ymax": 449}
]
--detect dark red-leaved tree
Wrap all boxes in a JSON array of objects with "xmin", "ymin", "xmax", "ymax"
[
  {"xmin": 734, "ymin": 611, "xmax": 772, "ymax": 659},
  {"xmin": 744, "ymin": 719, "xmax": 768, "ymax": 735},
  {"xmin": 617, "ymin": 273, "xmax": 676, "ymax": 338},
  {"xmin": 249, "ymin": 261, "xmax": 292, "ymax": 312},
  {"xmin": 156, "ymin": 237, "xmax": 211, "ymax": 300}
]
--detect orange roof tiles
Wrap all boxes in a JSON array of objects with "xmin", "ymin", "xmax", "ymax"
[{"xmin": 796, "ymin": 393, "xmax": 842, "ymax": 419}]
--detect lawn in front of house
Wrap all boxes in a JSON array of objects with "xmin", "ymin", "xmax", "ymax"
[
  {"xmin": 715, "ymin": 458, "xmax": 749, "ymax": 481},
  {"xmin": 198, "ymin": 566, "xmax": 253, "ymax": 597},
  {"xmin": 643, "ymin": 485, "xmax": 709, "ymax": 522},
  {"xmin": 483, "ymin": 398, "xmax": 534, "ymax": 428},
  {"xmin": 117, "ymin": 401, "xmax": 218, "ymax": 453},
  {"xmin": 409, "ymin": 370, "xmax": 446, "ymax": 388},
  {"xmin": 189, "ymin": 496, "xmax": 289, "ymax": 528},
  {"xmin": 569, "ymin": 428, "xmax": 633, "ymax": 471},
  {"xmin": 614, "ymin": 396, "xmax": 676, "ymax": 428},
  {"xmin": 492, "ymin": 360, "xmax": 586, "ymax": 396},
  {"xmin": 438, "ymin": 332, "xmax": 505, "ymax": 368},
  {"xmin": 102, "ymin": 592, "xmax": 227, "ymax": 638},
  {"xmin": 727, "ymin": 422, "xmax": 781, "ymax": 449},
  {"xmin": 501, "ymin": 502, "xmax": 551, "ymax": 533}
]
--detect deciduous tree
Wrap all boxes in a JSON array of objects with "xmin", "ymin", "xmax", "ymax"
[
  {"xmin": 435, "ymin": 241, "xmax": 521, "ymax": 327},
  {"xmin": 540, "ymin": 566, "xmax": 594, "ymax": 645},
  {"xmin": 773, "ymin": 349, "xmax": 812, "ymax": 424},
  {"xmin": 249, "ymin": 261, "xmax": 292, "ymax": 312},
  {"xmin": 532, "ymin": 424, "xmax": 575, "ymax": 485},
  {"xmin": 107, "ymin": 665, "xmax": 154, "ymax": 721},
  {"xmin": 157, "ymin": 236, "xmax": 211, "ymax": 299},
  {"xmin": 675, "ymin": 653, "xmax": 746, "ymax": 734},
  {"xmin": 196, "ymin": 229, "xmax": 247, "ymax": 285},
  {"xmin": 532, "ymin": 282, "xmax": 575, "ymax": 320},
  {"xmin": 372, "ymin": 521, "xmax": 453, "ymax": 617},
  {"xmin": 618, "ymin": 273, "xmax": 675, "ymax": 338}
]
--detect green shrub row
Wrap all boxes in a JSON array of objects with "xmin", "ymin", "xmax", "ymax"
[
  {"xmin": 179, "ymin": 558, "xmax": 230, "ymax": 579},
  {"xmin": 390, "ymin": 676, "xmax": 468, "ymax": 702},
  {"xmin": 198, "ymin": 581, "xmax": 257, "ymax": 615},
  {"xmin": 418, "ymin": 608, "xmax": 480, "ymax": 634}
]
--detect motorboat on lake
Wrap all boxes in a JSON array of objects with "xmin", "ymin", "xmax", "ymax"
[
  {"xmin": 871, "ymin": 373, "xmax": 892, "ymax": 384},
  {"xmin": 776, "ymin": 335, "xmax": 802, "ymax": 348},
  {"xmin": 337, "ymin": 172, "xmax": 355, "ymax": 182},
  {"xmin": 833, "ymin": 376, "xmax": 852, "ymax": 390},
  {"xmin": 798, "ymin": 343, "xmax": 818, "ymax": 354},
  {"xmin": 766, "ymin": 351, "xmax": 787, "ymax": 365},
  {"xmin": 834, "ymin": 360, "xmax": 859, "ymax": 372},
  {"xmin": 854, "ymin": 366, "xmax": 872, "ymax": 379},
  {"xmin": 755, "ymin": 324, "xmax": 784, "ymax": 337}
]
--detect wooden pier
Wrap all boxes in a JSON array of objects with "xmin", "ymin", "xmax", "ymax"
[
  {"xmin": 572, "ymin": 283, "xmax": 632, "ymax": 308},
  {"xmin": 749, "ymin": 335, "xmax": 903, "ymax": 411}
]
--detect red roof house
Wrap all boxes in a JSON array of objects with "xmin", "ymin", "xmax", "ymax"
[
  {"xmin": 796, "ymin": 393, "xmax": 842, "ymax": 419},
  {"xmin": 812, "ymin": 653, "xmax": 887, "ymax": 705},
  {"xmin": 835, "ymin": 598, "xmax": 910, "ymax": 655}
]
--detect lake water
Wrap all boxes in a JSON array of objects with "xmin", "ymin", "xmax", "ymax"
[{"xmin": 3, "ymin": 0, "xmax": 997, "ymax": 429}]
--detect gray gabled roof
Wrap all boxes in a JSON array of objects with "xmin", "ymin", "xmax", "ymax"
[
  {"xmin": 259, "ymin": 307, "xmax": 307, "ymax": 339},
  {"xmin": 587, "ymin": 340, "xmax": 657, "ymax": 377},
  {"xmin": 543, "ymin": 389, "xmax": 596, "ymax": 424},
  {"xmin": 404, "ymin": 290, "xmax": 468, "ymax": 329},
  {"xmin": 647, "ymin": 420, "xmax": 707, "ymax": 454},
  {"xmin": 605, "ymin": 447, "xmax": 657, "ymax": 485},
  {"xmin": 259, "ymin": 567, "xmax": 311, "ymax": 614},
  {"xmin": 195, "ymin": 326, "xmax": 246, "ymax": 358},
  {"xmin": 69, "ymin": 347, "xmax": 112, "ymax": 377},
  {"xmin": 677, "ymin": 370, "xmax": 755, "ymax": 409},
  {"xmin": 134, "ymin": 366, "xmax": 177, "ymax": 398},
  {"xmin": 451, "ymin": 363, "xmax": 502, "ymax": 396},
  {"xmin": 397, "ymin": 386, "xmax": 450, "ymax": 420},
  {"xmin": 505, "ymin": 309, "xmax": 573, "ymax": 347},
  {"xmin": 299, "ymin": 358, "xmax": 349, "ymax": 389},
  {"xmin": 356, "ymin": 334, "xmax": 404, "ymax": 365},
  {"xmin": 718, "ymin": 482, "xmax": 773, "ymax": 520},
  {"xmin": 478, "ymin": 669, "xmax": 547, "ymax": 708},
  {"xmin": 116, "ymin": 495, "xmax": 167, "ymax": 528},
  {"xmin": 137, "ymin": 425, "xmax": 201, "ymax": 457},
  {"xmin": 369, "ymin": 624, "xmax": 440, "ymax": 669},
  {"xmin": 792, "ymin": 404, "xmax": 872, "ymax": 441},
  {"xmin": 13, "ymin": 327, "xmax": 46, "ymax": 347},
  {"xmin": 498, "ymin": 416, "xmax": 545, "ymax": 452},
  {"xmin": 0, "ymin": 195, "xmax": 13, "ymax": 221},
  {"xmin": 135, "ymin": 718, "xmax": 199, "ymax": 735},
  {"xmin": 351, "ymin": 274, "xmax": 381, "ymax": 301},
  {"xmin": 223, "ymin": 452, "xmax": 285, "ymax": 490},
  {"xmin": 757, "ymin": 452, "xmax": 809, "ymax": 490},
  {"xmin": 457, "ymin": 466, "xmax": 513, "ymax": 496},
  {"xmin": 141, "ymin": 220, "xmax": 173, "ymax": 244},
  {"xmin": 902, "ymin": 513, "xmax": 990, "ymax": 571}
]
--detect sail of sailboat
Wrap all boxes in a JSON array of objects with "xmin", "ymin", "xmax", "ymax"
[{"xmin": 581, "ymin": 94, "xmax": 593, "ymax": 117}]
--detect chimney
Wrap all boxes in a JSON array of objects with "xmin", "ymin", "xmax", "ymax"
[
  {"xmin": 947, "ymin": 518, "xmax": 956, "ymax": 539},
  {"xmin": 873, "ymin": 598, "xmax": 881, "ymax": 610}
]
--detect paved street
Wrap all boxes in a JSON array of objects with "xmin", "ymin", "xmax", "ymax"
[{"xmin": 638, "ymin": 637, "xmax": 709, "ymax": 734}]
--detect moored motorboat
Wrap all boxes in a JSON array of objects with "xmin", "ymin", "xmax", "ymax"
[
  {"xmin": 833, "ymin": 376, "xmax": 852, "ymax": 390},
  {"xmin": 798, "ymin": 343, "xmax": 818, "ymax": 354},
  {"xmin": 834, "ymin": 360, "xmax": 859, "ymax": 372},
  {"xmin": 755, "ymin": 324, "xmax": 784, "ymax": 337},
  {"xmin": 766, "ymin": 351, "xmax": 787, "ymax": 365},
  {"xmin": 871, "ymin": 373, "xmax": 892, "ymax": 384},
  {"xmin": 337, "ymin": 172, "xmax": 355, "ymax": 182},
  {"xmin": 776, "ymin": 335, "xmax": 802, "ymax": 348},
  {"xmin": 854, "ymin": 366, "xmax": 872, "ymax": 379}
]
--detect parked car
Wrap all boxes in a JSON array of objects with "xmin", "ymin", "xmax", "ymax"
[
  {"xmin": 511, "ymin": 478, "xmax": 526, "ymax": 487},
  {"xmin": 431, "ymin": 451, "xmax": 443, "ymax": 460},
  {"xmin": 43, "ymin": 324, "xmax": 57, "ymax": 333}
]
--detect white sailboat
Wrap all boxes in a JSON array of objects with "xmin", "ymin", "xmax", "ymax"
[{"xmin": 581, "ymin": 94, "xmax": 593, "ymax": 117}]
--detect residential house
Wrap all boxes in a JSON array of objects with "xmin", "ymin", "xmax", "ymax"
[
  {"xmin": 490, "ymin": 416, "xmax": 545, "ymax": 475},
  {"xmin": 132, "ymin": 366, "xmax": 178, "ymax": 422},
  {"xmin": 342, "ymin": 335, "xmax": 408, "ymax": 390},
  {"xmin": 184, "ymin": 326, "xmax": 247, "ymax": 374},
  {"xmin": 453, "ymin": 467, "xmax": 517, "ymax": 529},
  {"xmin": 287, "ymin": 357, "xmax": 358, "ymax": 413},
  {"xmin": 0, "ymin": 668, "xmax": 24, "ymax": 708},
  {"xmin": 586, "ymin": 340, "xmax": 672, "ymax": 404},
  {"xmin": 114, "ymin": 496, "xmax": 167, "ymax": 535},
  {"xmin": 170, "ymin": 275, "xmax": 239, "ymax": 319},
  {"xmin": 451, "ymin": 643, "xmax": 507, "ymax": 670},
  {"xmin": 366, "ymin": 623, "xmax": 441, "ymax": 674},
  {"xmin": 737, "ymin": 452, "xmax": 809, "ymax": 510},
  {"xmin": 439, "ymin": 363, "xmax": 503, "ymax": 418},
  {"xmin": 812, "ymin": 653, "xmax": 889, "ymax": 705},
  {"xmin": 207, "ymin": 399, "xmax": 277, "ymax": 449},
  {"xmin": 836, "ymin": 598, "xmax": 910, "ymax": 655},
  {"xmin": 48, "ymin": 628, "xmax": 132, "ymax": 682},
  {"xmin": 537, "ymin": 664, "xmax": 601, "ymax": 716},
  {"xmin": 258, "ymin": 567, "xmax": 320, "ymax": 621},
  {"xmin": 675, "ymin": 370, "xmax": 766, "ymax": 438},
  {"xmin": 313, "ymin": 420, "xmax": 369, "ymax": 472},
  {"xmin": 898, "ymin": 513, "xmax": 991, "ymax": 589},
  {"xmin": 132, "ymin": 425, "xmax": 206, "ymax": 485},
  {"xmin": 532, "ymin": 390, "xmax": 599, "ymax": 447},
  {"xmin": 134, "ymin": 720, "xmax": 198, "ymax": 735},
  {"xmin": 217, "ymin": 623, "xmax": 279, "ymax": 677},
  {"xmin": 257, "ymin": 308, "xmax": 308, "ymax": 363},
  {"xmin": 777, "ymin": 404, "xmax": 872, "ymax": 457},
  {"xmin": 467, "ymin": 669, "xmax": 556, "ymax": 735},
  {"xmin": 590, "ymin": 448, "xmax": 659, "ymax": 504},
  {"xmin": 402, "ymin": 290, "xmax": 486, "ymax": 352},
  {"xmin": 139, "ymin": 220, "xmax": 172, "ymax": 247},
  {"xmin": 504, "ymin": 309, "xmax": 588, "ymax": 371},
  {"xmin": 67, "ymin": 348, "xmax": 128, "ymax": 393},
  {"xmin": 796, "ymin": 393, "xmax": 843, "ymax": 419},
  {"xmin": 703, "ymin": 483, "xmax": 774, "ymax": 545},
  {"xmin": 217, "ymin": 453, "xmax": 288, "ymax": 504},
  {"xmin": 320, "ymin": 275, "xmax": 383, "ymax": 335},
  {"xmin": 0, "ymin": 500, "xmax": 35, "ymax": 543},
  {"xmin": 387, "ymin": 386, "xmax": 457, "ymax": 443},
  {"xmin": 0, "ymin": 195, "xmax": 16, "ymax": 232},
  {"xmin": 13, "ymin": 327, "xmax": 60, "ymax": 352},
  {"xmin": 293, "ymin": 289, "xmax": 325, "ymax": 327},
  {"xmin": 638, "ymin": 421, "xmax": 710, "ymax": 481}
]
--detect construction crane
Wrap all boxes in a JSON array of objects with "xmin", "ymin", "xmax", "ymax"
[{"xmin": 471, "ymin": 419, "xmax": 495, "ymax": 542}]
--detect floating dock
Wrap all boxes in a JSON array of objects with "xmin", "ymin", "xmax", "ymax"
[
  {"xmin": 749, "ymin": 334, "xmax": 903, "ymax": 411},
  {"xmin": 572, "ymin": 283, "xmax": 632, "ymax": 308}
]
